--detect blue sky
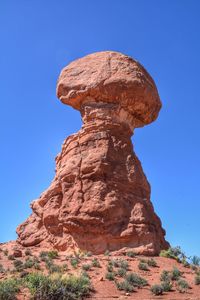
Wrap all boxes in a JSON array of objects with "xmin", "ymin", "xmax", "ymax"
[{"xmin": 0, "ymin": 0, "xmax": 200, "ymax": 257}]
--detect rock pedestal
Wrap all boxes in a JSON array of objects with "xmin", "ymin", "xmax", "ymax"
[{"xmin": 17, "ymin": 51, "xmax": 169, "ymax": 254}]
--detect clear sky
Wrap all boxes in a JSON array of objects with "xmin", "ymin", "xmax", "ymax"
[{"xmin": 0, "ymin": 0, "xmax": 200, "ymax": 257}]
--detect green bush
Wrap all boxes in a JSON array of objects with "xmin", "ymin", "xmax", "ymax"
[
  {"xmin": 45, "ymin": 259, "xmax": 61, "ymax": 274},
  {"xmin": 182, "ymin": 258, "xmax": 190, "ymax": 267},
  {"xmin": 105, "ymin": 272, "xmax": 115, "ymax": 281},
  {"xmin": 117, "ymin": 268, "xmax": 127, "ymax": 277},
  {"xmin": 194, "ymin": 275, "xmax": 200, "ymax": 285},
  {"xmin": 85, "ymin": 251, "xmax": 92, "ymax": 257},
  {"xmin": 191, "ymin": 255, "xmax": 200, "ymax": 266},
  {"xmin": 24, "ymin": 272, "xmax": 92, "ymax": 299},
  {"xmin": 8, "ymin": 255, "xmax": 15, "ymax": 261},
  {"xmin": 92, "ymin": 258, "xmax": 100, "ymax": 268},
  {"xmin": 13, "ymin": 260, "xmax": 24, "ymax": 272},
  {"xmin": 160, "ymin": 246, "xmax": 184, "ymax": 262},
  {"xmin": 25, "ymin": 249, "xmax": 32, "ymax": 256},
  {"xmin": 151, "ymin": 284, "xmax": 163, "ymax": 295},
  {"xmin": 82, "ymin": 264, "xmax": 91, "ymax": 271},
  {"xmin": 24, "ymin": 258, "xmax": 35, "ymax": 269},
  {"xmin": 160, "ymin": 270, "xmax": 171, "ymax": 282},
  {"xmin": 118, "ymin": 259, "xmax": 129, "ymax": 270},
  {"xmin": 107, "ymin": 264, "xmax": 113, "ymax": 272},
  {"xmin": 104, "ymin": 250, "xmax": 110, "ymax": 256},
  {"xmin": 61, "ymin": 263, "xmax": 68, "ymax": 272},
  {"xmin": 138, "ymin": 261, "xmax": 149, "ymax": 271},
  {"xmin": 177, "ymin": 279, "xmax": 189, "ymax": 293},
  {"xmin": 3, "ymin": 249, "xmax": 8, "ymax": 256},
  {"xmin": 161, "ymin": 280, "xmax": 173, "ymax": 292},
  {"xmin": 48, "ymin": 251, "xmax": 58, "ymax": 259},
  {"xmin": 70, "ymin": 257, "xmax": 79, "ymax": 269},
  {"xmin": 147, "ymin": 258, "xmax": 157, "ymax": 267},
  {"xmin": 39, "ymin": 251, "xmax": 48, "ymax": 261},
  {"xmin": 171, "ymin": 267, "xmax": 182, "ymax": 281},
  {"xmin": 126, "ymin": 251, "xmax": 136, "ymax": 258},
  {"xmin": 39, "ymin": 250, "xmax": 58, "ymax": 261},
  {"xmin": 109, "ymin": 259, "xmax": 119, "ymax": 268},
  {"xmin": 116, "ymin": 280, "xmax": 134, "ymax": 292},
  {"xmin": 0, "ymin": 264, "xmax": 5, "ymax": 273},
  {"xmin": 125, "ymin": 273, "xmax": 148, "ymax": 288},
  {"xmin": 0, "ymin": 278, "xmax": 20, "ymax": 300}
]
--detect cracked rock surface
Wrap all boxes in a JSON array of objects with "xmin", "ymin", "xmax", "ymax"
[{"xmin": 17, "ymin": 51, "xmax": 169, "ymax": 254}]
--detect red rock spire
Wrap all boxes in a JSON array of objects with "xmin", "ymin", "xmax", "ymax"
[{"xmin": 17, "ymin": 51, "xmax": 169, "ymax": 254}]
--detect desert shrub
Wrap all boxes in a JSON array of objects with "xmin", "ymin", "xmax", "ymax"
[
  {"xmin": 39, "ymin": 251, "xmax": 48, "ymax": 261},
  {"xmin": 85, "ymin": 251, "xmax": 92, "ymax": 257},
  {"xmin": 160, "ymin": 246, "xmax": 185, "ymax": 262},
  {"xmin": 116, "ymin": 280, "xmax": 134, "ymax": 292},
  {"xmin": 105, "ymin": 272, "xmax": 115, "ymax": 281},
  {"xmin": 191, "ymin": 264, "xmax": 198, "ymax": 271},
  {"xmin": 45, "ymin": 259, "xmax": 61, "ymax": 274},
  {"xmin": 0, "ymin": 264, "xmax": 5, "ymax": 273},
  {"xmin": 34, "ymin": 262, "xmax": 41, "ymax": 271},
  {"xmin": 25, "ymin": 249, "xmax": 32, "ymax": 256},
  {"xmin": 125, "ymin": 273, "xmax": 148, "ymax": 288},
  {"xmin": 24, "ymin": 272, "xmax": 91, "ymax": 299},
  {"xmin": 194, "ymin": 275, "xmax": 200, "ymax": 285},
  {"xmin": 110, "ymin": 259, "xmax": 119, "ymax": 268},
  {"xmin": 13, "ymin": 260, "xmax": 24, "ymax": 272},
  {"xmin": 0, "ymin": 278, "xmax": 20, "ymax": 300},
  {"xmin": 61, "ymin": 263, "xmax": 68, "ymax": 272},
  {"xmin": 171, "ymin": 267, "xmax": 182, "ymax": 281},
  {"xmin": 3, "ymin": 249, "xmax": 8, "ymax": 256},
  {"xmin": 182, "ymin": 258, "xmax": 190, "ymax": 267},
  {"xmin": 24, "ymin": 258, "xmax": 35, "ymax": 269},
  {"xmin": 92, "ymin": 258, "xmax": 100, "ymax": 268},
  {"xmin": 118, "ymin": 259, "xmax": 129, "ymax": 270},
  {"xmin": 151, "ymin": 284, "xmax": 163, "ymax": 295},
  {"xmin": 70, "ymin": 257, "xmax": 79, "ymax": 269},
  {"xmin": 104, "ymin": 250, "xmax": 110, "ymax": 256},
  {"xmin": 126, "ymin": 251, "xmax": 136, "ymax": 258},
  {"xmin": 117, "ymin": 267, "xmax": 127, "ymax": 277},
  {"xmin": 160, "ymin": 270, "xmax": 171, "ymax": 282},
  {"xmin": 81, "ymin": 271, "xmax": 90, "ymax": 279},
  {"xmin": 138, "ymin": 261, "xmax": 149, "ymax": 271},
  {"xmin": 24, "ymin": 256, "xmax": 40, "ymax": 271},
  {"xmin": 191, "ymin": 255, "xmax": 200, "ymax": 266},
  {"xmin": 48, "ymin": 251, "xmax": 58, "ymax": 259},
  {"xmin": 39, "ymin": 250, "xmax": 58, "ymax": 261},
  {"xmin": 177, "ymin": 279, "xmax": 189, "ymax": 293},
  {"xmin": 196, "ymin": 269, "xmax": 200, "ymax": 276},
  {"xmin": 82, "ymin": 264, "xmax": 91, "ymax": 271},
  {"xmin": 8, "ymin": 255, "xmax": 15, "ymax": 261},
  {"xmin": 147, "ymin": 258, "xmax": 157, "ymax": 267},
  {"xmin": 161, "ymin": 280, "xmax": 173, "ymax": 292},
  {"xmin": 107, "ymin": 264, "xmax": 113, "ymax": 272}
]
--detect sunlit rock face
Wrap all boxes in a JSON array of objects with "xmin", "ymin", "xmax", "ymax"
[{"xmin": 17, "ymin": 51, "xmax": 169, "ymax": 254}]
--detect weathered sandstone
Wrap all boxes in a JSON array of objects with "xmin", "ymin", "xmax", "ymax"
[{"xmin": 17, "ymin": 51, "xmax": 169, "ymax": 254}]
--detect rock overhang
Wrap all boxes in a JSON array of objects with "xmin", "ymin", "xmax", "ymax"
[{"xmin": 56, "ymin": 51, "xmax": 162, "ymax": 128}]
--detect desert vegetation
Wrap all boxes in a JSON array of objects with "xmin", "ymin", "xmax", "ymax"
[{"xmin": 0, "ymin": 245, "xmax": 199, "ymax": 298}]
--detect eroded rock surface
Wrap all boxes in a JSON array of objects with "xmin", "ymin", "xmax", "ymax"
[{"xmin": 17, "ymin": 51, "xmax": 169, "ymax": 254}]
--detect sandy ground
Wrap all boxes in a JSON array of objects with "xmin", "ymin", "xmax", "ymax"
[{"xmin": 0, "ymin": 242, "xmax": 200, "ymax": 300}]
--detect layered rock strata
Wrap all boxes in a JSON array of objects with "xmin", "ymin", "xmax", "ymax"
[{"xmin": 17, "ymin": 51, "xmax": 169, "ymax": 254}]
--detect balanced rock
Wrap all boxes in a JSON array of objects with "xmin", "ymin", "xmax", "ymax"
[{"xmin": 17, "ymin": 51, "xmax": 169, "ymax": 255}]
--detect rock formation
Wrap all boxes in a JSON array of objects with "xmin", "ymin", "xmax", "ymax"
[{"xmin": 17, "ymin": 51, "xmax": 169, "ymax": 255}]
